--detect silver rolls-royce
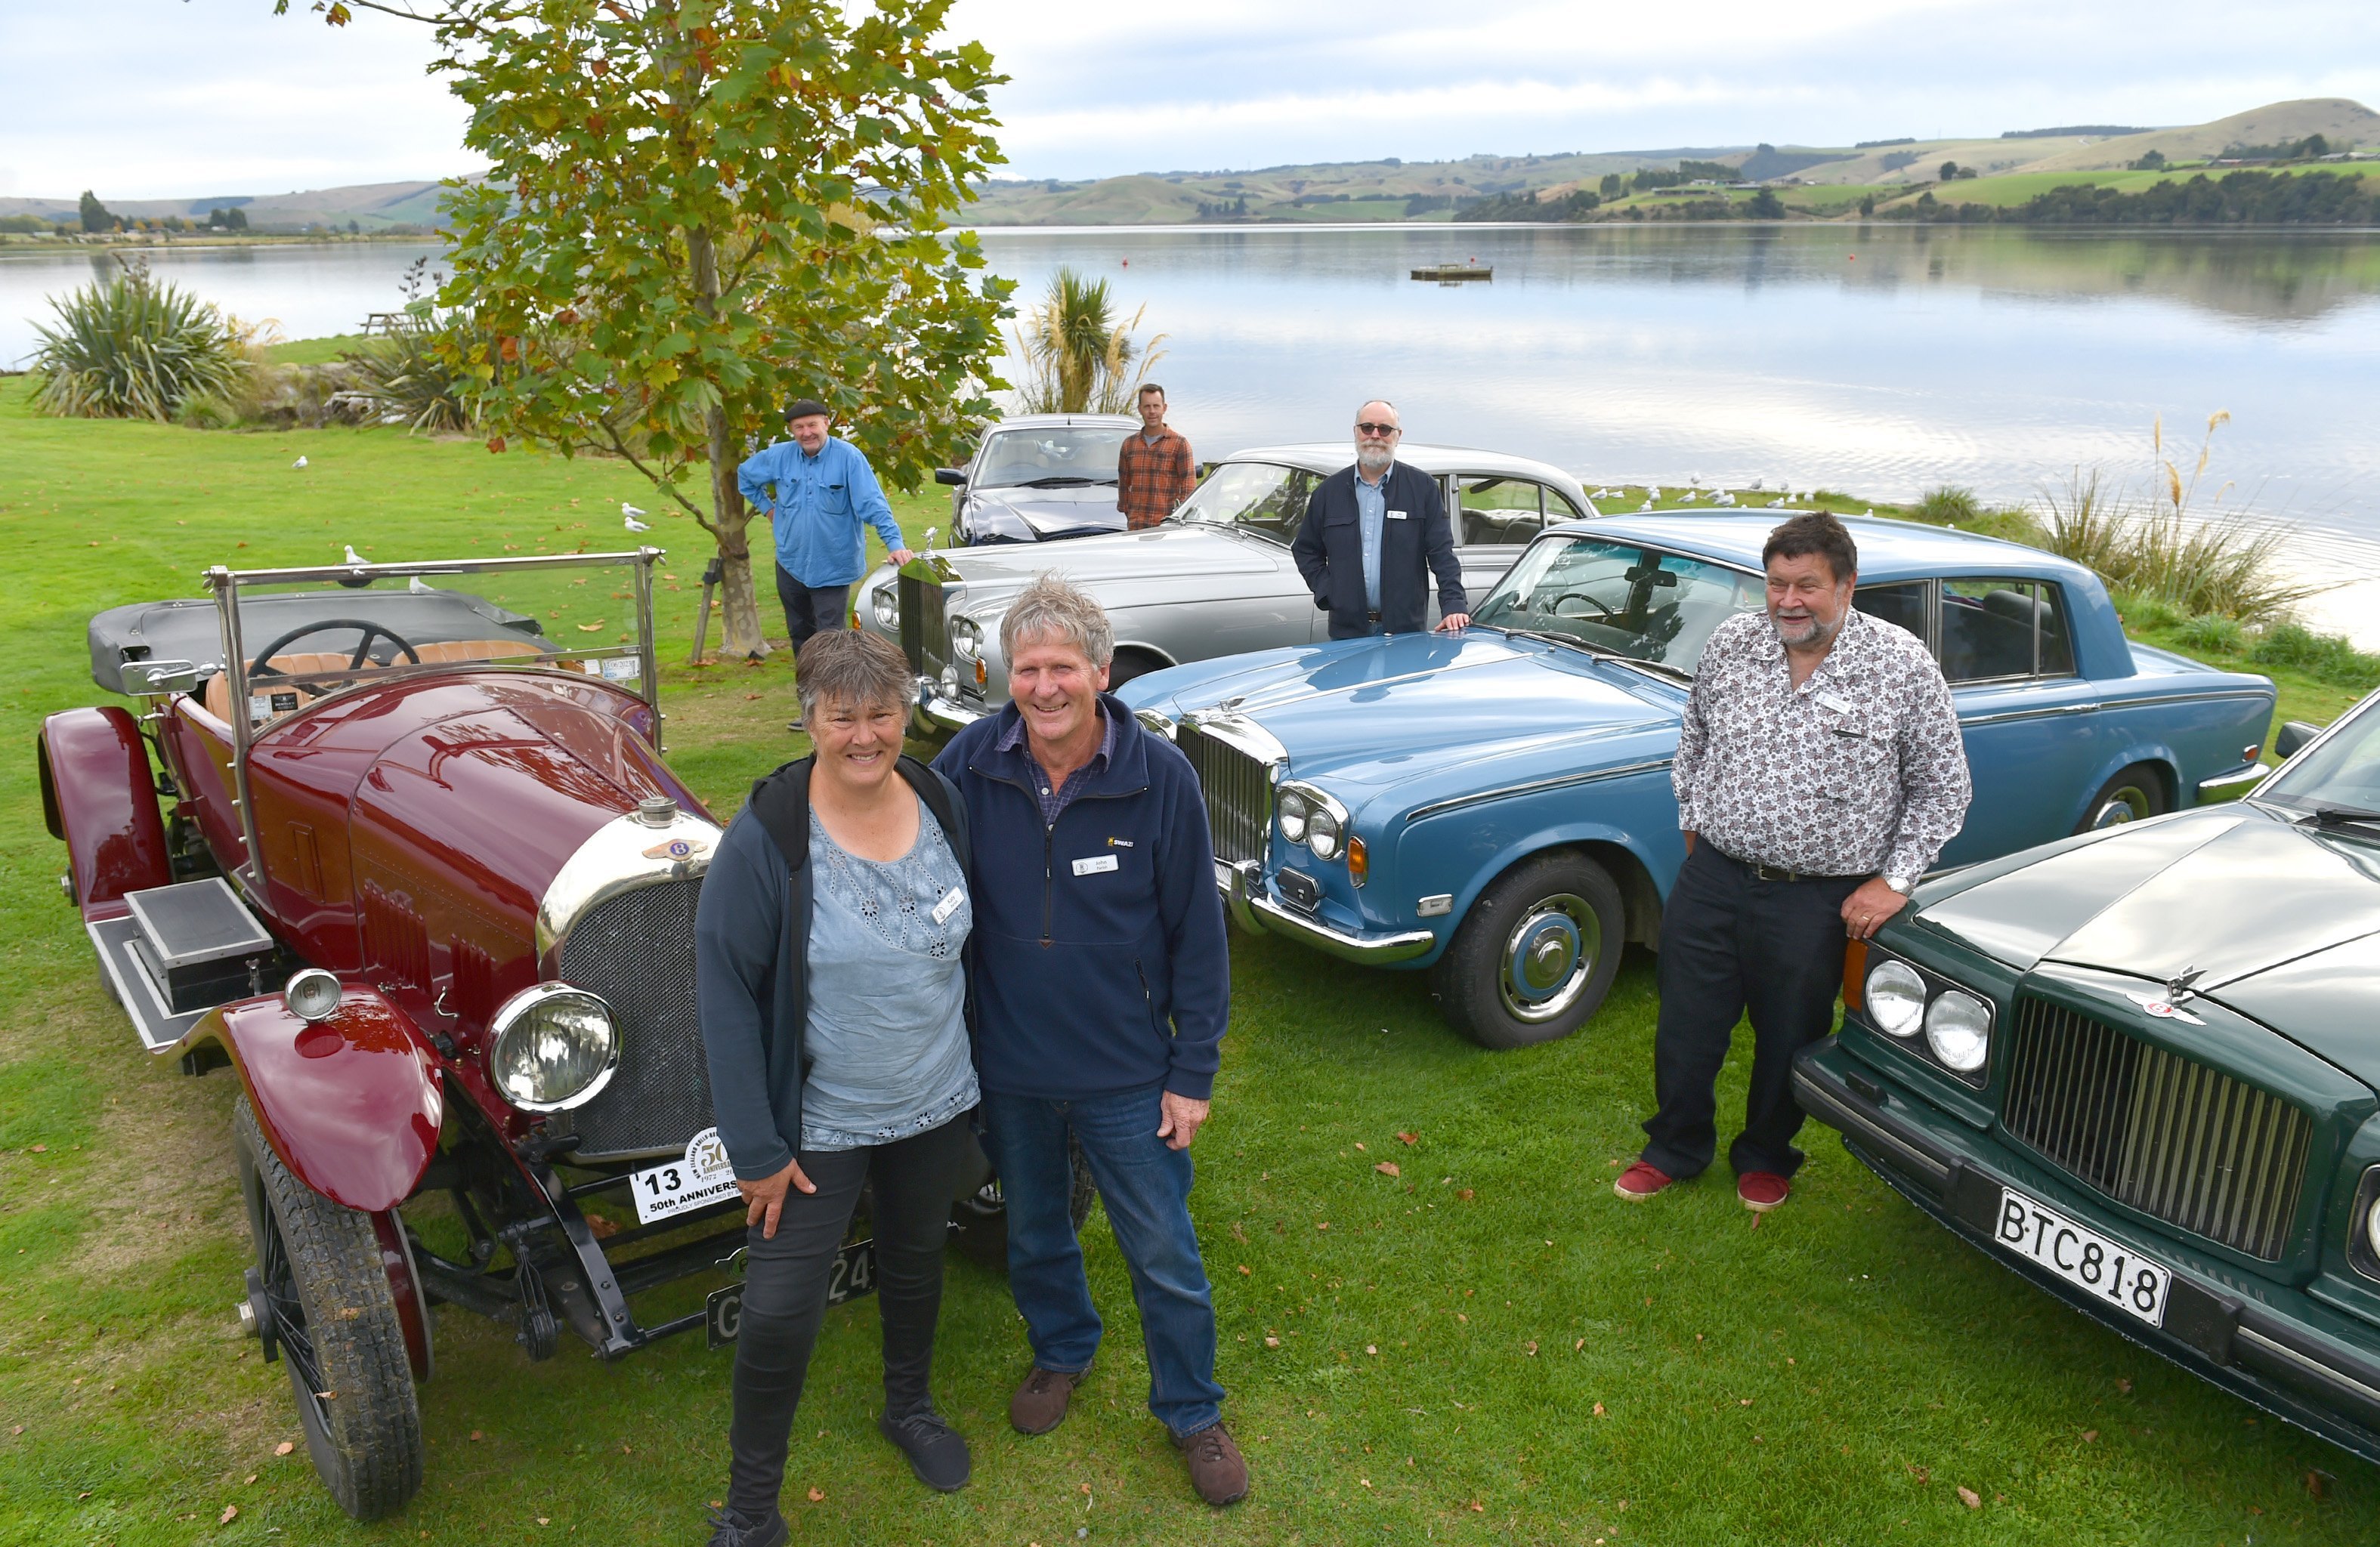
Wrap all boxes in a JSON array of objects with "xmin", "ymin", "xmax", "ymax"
[{"xmin": 861, "ymin": 441, "xmax": 1597, "ymax": 733}]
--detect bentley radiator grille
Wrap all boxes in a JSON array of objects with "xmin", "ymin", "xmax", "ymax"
[
  {"xmin": 2000, "ymin": 995, "xmax": 2310, "ymax": 1261},
  {"xmin": 897, "ymin": 570, "xmax": 950, "ymax": 681},
  {"xmin": 554, "ymin": 876, "xmax": 710, "ymax": 1161},
  {"xmin": 1178, "ymin": 724, "xmax": 1272, "ymax": 866}
]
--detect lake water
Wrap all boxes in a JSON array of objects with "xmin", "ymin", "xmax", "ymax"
[{"xmin": 8, "ymin": 225, "xmax": 2379, "ymax": 641}]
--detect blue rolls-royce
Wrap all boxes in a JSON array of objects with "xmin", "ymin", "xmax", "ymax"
[{"xmin": 1115, "ymin": 512, "xmax": 2277, "ymax": 1048}]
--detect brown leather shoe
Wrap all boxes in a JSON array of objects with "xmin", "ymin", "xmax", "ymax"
[
  {"xmin": 1176, "ymin": 1421, "xmax": 1249, "ymax": 1506},
  {"xmin": 1008, "ymin": 1366, "xmax": 1086, "ymax": 1435}
]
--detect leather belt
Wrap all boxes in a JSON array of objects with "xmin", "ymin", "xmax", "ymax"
[{"xmin": 1711, "ymin": 846, "xmax": 1862, "ymax": 885}]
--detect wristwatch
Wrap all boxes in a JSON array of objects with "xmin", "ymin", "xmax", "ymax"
[{"xmin": 1884, "ymin": 874, "xmax": 1916, "ymax": 897}]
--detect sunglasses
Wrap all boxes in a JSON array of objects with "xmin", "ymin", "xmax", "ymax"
[{"xmin": 1354, "ymin": 421, "xmax": 1400, "ymax": 437}]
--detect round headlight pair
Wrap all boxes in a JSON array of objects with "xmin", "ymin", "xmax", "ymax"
[
  {"xmin": 488, "ymin": 983, "xmax": 620, "ymax": 1111},
  {"xmin": 950, "ymin": 616, "xmax": 982, "ymax": 662},
  {"xmin": 1275, "ymin": 786, "xmax": 1343, "ymax": 860},
  {"xmin": 871, "ymin": 585, "xmax": 897, "ymax": 628},
  {"xmin": 1862, "ymin": 959, "xmax": 1989, "ymax": 1073}
]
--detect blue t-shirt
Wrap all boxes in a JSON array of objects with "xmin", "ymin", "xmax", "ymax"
[
  {"xmin": 737, "ymin": 436, "xmax": 905, "ymax": 587},
  {"xmin": 799, "ymin": 796, "xmax": 978, "ymax": 1149}
]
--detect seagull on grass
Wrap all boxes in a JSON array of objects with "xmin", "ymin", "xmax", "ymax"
[
  {"xmin": 292, "ymin": 455, "xmax": 308, "ymax": 469},
  {"xmin": 344, "ymin": 544, "xmax": 368, "ymax": 565},
  {"xmin": 409, "ymin": 576, "xmax": 435, "ymax": 594},
  {"xmin": 623, "ymin": 511, "xmax": 651, "ymax": 533}
]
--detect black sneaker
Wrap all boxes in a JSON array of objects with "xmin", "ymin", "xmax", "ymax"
[
  {"xmin": 705, "ymin": 1503, "xmax": 787, "ymax": 1547},
  {"xmin": 879, "ymin": 1405, "xmax": 972, "ymax": 1492}
]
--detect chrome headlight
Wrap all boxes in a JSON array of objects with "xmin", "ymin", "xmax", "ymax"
[
  {"xmin": 488, "ymin": 983, "xmax": 620, "ymax": 1112},
  {"xmin": 283, "ymin": 968, "xmax": 343, "ymax": 1024},
  {"xmin": 871, "ymin": 584, "xmax": 897, "ymax": 628},
  {"xmin": 950, "ymin": 616, "xmax": 981, "ymax": 662},
  {"xmin": 1924, "ymin": 990, "xmax": 1992, "ymax": 1073},
  {"xmin": 1865, "ymin": 960, "xmax": 1927, "ymax": 1037},
  {"xmin": 2367, "ymin": 1192, "xmax": 2380, "ymax": 1258},
  {"xmin": 1277, "ymin": 789, "xmax": 1310, "ymax": 843},
  {"xmin": 1306, "ymin": 804, "xmax": 1343, "ymax": 861}
]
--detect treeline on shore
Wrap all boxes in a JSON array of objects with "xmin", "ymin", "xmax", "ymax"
[
  {"xmin": 1886, "ymin": 169, "xmax": 2376, "ymax": 225},
  {"xmin": 1433, "ymin": 168, "xmax": 2372, "ymax": 227}
]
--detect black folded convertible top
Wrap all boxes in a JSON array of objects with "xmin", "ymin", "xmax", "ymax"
[{"xmin": 87, "ymin": 588, "xmax": 551, "ymax": 695}]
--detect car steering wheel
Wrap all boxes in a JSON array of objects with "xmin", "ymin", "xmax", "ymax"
[
  {"xmin": 1548, "ymin": 592, "xmax": 1619, "ymax": 620},
  {"xmin": 246, "ymin": 619, "xmax": 422, "ymax": 699}
]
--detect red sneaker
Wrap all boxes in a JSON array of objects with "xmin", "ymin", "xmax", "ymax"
[
  {"xmin": 1612, "ymin": 1159, "xmax": 1676, "ymax": 1201},
  {"xmin": 1738, "ymin": 1172, "xmax": 1791, "ymax": 1212}
]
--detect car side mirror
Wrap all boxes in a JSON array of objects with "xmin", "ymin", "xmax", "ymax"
[
  {"xmin": 123, "ymin": 659, "xmax": 202, "ymax": 696},
  {"xmin": 934, "ymin": 468, "xmax": 968, "ymax": 487},
  {"xmin": 2273, "ymin": 720, "xmax": 2321, "ymax": 761}
]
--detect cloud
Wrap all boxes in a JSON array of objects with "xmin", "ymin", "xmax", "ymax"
[{"xmin": 0, "ymin": 1, "xmax": 2372, "ymax": 195}]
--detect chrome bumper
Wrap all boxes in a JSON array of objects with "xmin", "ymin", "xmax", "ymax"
[
  {"xmin": 911, "ymin": 675, "xmax": 988, "ymax": 735},
  {"xmin": 2196, "ymin": 761, "xmax": 2270, "ymax": 804},
  {"xmin": 1213, "ymin": 860, "xmax": 1436, "ymax": 965}
]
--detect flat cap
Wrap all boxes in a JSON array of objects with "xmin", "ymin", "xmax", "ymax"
[{"xmin": 783, "ymin": 397, "xmax": 832, "ymax": 421}]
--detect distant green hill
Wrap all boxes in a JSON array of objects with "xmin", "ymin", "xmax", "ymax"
[{"xmin": 0, "ymin": 181, "xmax": 455, "ymax": 233}]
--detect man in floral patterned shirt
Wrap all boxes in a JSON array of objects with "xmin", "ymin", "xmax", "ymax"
[{"xmin": 1618, "ymin": 511, "xmax": 1969, "ymax": 1213}]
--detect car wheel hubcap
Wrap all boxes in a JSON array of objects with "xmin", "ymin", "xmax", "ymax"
[
  {"xmin": 2091, "ymin": 786, "xmax": 2151, "ymax": 829},
  {"xmin": 1499, "ymin": 893, "xmax": 1601, "ymax": 1024}
]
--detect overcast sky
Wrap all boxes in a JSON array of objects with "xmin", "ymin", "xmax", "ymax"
[{"xmin": 3, "ymin": 1, "xmax": 2374, "ymax": 199}]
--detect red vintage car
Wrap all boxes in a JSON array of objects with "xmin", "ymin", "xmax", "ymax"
[{"xmin": 37, "ymin": 549, "xmax": 1069, "ymax": 1518}]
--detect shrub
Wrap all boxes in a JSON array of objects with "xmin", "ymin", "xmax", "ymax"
[
  {"xmin": 341, "ymin": 323, "xmax": 480, "ymax": 434},
  {"xmin": 1915, "ymin": 485, "xmax": 1982, "ymax": 524},
  {"xmin": 2173, "ymin": 613, "xmax": 2244, "ymax": 654},
  {"xmin": 28, "ymin": 257, "xmax": 252, "ymax": 421}
]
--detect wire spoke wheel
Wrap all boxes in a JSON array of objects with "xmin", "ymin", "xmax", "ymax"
[{"xmin": 234, "ymin": 1098, "xmax": 424, "ymax": 1520}]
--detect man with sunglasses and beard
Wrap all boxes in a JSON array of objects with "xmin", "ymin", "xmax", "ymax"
[{"xmin": 1291, "ymin": 400, "xmax": 1469, "ymax": 640}]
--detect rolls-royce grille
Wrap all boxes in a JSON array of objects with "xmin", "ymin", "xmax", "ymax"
[
  {"xmin": 1179, "ymin": 724, "xmax": 1272, "ymax": 866},
  {"xmin": 2000, "ymin": 995, "xmax": 2310, "ymax": 1261},
  {"xmin": 897, "ymin": 570, "xmax": 950, "ymax": 679},
  {"xmin": 554, "ymin": 876, "xmax": 710, "ymax": 1161}
]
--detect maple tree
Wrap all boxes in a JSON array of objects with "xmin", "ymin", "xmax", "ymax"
[{"xmin": 283, "ymin": 0, "xmax": 1011, "ymax": 656}]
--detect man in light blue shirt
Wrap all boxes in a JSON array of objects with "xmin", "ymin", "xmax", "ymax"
[
  {"xmin": 1352, "ymin": 460, "xmax": 1387, "ymax": 615},
  {"xmin": 738, "ymin": 399, "xmax": 915, "ymax": 711}
]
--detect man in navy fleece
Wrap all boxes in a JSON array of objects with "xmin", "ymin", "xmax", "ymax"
[{"xmin": 931, "ymin": 573, "xmax": 1245, "ymax": 1508}]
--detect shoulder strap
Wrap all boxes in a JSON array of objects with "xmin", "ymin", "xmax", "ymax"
[
  {"xmin": 898, "ymin": 755, "xmax": 970, "ymax": 874},
  {"xmin": 744, "ymin": 756, "xmax": 815, "ymax": 873}
]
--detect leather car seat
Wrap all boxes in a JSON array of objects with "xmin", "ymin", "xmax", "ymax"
[{"xmin": 198, "ymin": 640, "xmax": 559, "ymax": 723}]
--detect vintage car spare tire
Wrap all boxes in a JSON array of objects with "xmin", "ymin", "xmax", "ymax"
[
  {"xmin": 233, "ymin": 1097, "xmax": 425, "ymax": 1520},
  {"xmin": 1433, "ymin": 851, "xmax": 1627, "ymax": 1049}
]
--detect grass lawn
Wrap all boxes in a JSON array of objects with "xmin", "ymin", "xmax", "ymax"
[
  {"xmin": 1871, "ymin": 168, "xmax": 2214, "ymax": 211},
  {"xmin": 261, "ymin": 334, "xmax": 369, "ymax": 366},
  {"xmin": 2, "ymin": 381, "xmax": 2375, "ymax": 1545}
]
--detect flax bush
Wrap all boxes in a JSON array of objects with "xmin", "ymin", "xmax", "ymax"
[{"xmin": 28, "ymin": 257, "xmax": 252, "ymax": 421}]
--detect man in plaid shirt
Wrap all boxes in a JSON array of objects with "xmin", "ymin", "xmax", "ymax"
[{"xmin": 1114, "ymin": 384, "xmax": 1197, "ymax": 530}]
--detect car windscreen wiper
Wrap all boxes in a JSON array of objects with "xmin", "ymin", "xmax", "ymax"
[
  {"xmin": 2299, "ymin": 803, "xmax": 2380, "ymax": 830},
  {"xmin": 1488, "ymin": 623, "xmax": 1692, "ymax": 681},
  {"xmin": 1012, "ymin": 475, "xmax": 1116, "ymax": 488}
]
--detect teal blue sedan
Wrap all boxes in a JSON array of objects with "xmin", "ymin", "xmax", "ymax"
[{"xmin": 1117, "ymin": 512, "xmax": 2275, "ymax": 1048}]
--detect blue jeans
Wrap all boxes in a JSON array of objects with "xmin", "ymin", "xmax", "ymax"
[{"xmin": 979, "ymin": 1085, "xmax": 1224, "ymax": 1437}]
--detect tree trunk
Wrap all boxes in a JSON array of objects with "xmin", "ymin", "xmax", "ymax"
[{"xmin": 685, "ymin": 218, "xmax": 770, "ymax": 659}]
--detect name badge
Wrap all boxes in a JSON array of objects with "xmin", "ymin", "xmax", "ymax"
[
  {"xmin": 931, "ymin": 887, "xmax": 966, "ymax": 925},
  {"xmin": 1387, "ymin": 508, "xmax": 1410, "ymax": 520},
  {"xmin": 1072, "ymin": 854, "xmax": 1120, "ymax": 877},
  {"xmin": 1813, "ymin": 690, "xmax": 1856, "ymax": 715}
]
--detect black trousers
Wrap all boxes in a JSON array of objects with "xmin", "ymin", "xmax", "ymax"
[
  {"xmin": 726, "ymin": 1115, "xmax": 971, "ymax": 1521},
  {"xmin": 774, "ymin": 564, "xmax": 852, "ymax": 656},
  {"xmin": 1640, "ymin": 842, "xmax": 1863, "ymax": 1181}
]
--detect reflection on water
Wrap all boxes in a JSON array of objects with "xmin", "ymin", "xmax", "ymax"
[{"xmin": 8, "ymin": 225, "xmax": 2378, "ymax": 641}]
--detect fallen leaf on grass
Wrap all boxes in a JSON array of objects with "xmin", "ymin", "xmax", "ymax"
[
  {"xmin": 274, "ymin": 1440, "xmax": 295, "ymax": 1456},
  {"xmin": 1906, "ymin": 1464, "xmax": 1930, "ymax": 1484},
  {"xmin": 1468, "ymin": 1499, "xmax": 1485, "ymax": 1512},
  {"xmin": 1575, "ymin": 1339, "xmax": 1585, "ymax": 1352},
  {"xmin": 1315, "ymin": 1221, "xmax": 1330, "ymax": 1231},
  {"xmin": 1374, "ymin": 1162, "xmax": 1401, "ymax": 1178},
  {"xmin": 469, "ymin": 1431, "xmax": 484, "ymax": 1442},
  {"xmin": 576, "ymin": 622, "xmax": 605, "ymax": 633},
  {"xmin": 2116, "ymin": 1378, "xmax": 2133, "ymax": 1394},
  {"xmin": 1957, "ymin": 1487, "xmax": 1980, "ymax": 1509},
  {"xmin": 1525, "ymin": 1342, "xmax": 1538, "ymax": 1357},
  {"xmin": 1238, "ymin": 1264, "xmax": 1252, "ymax": 1276},
  {"xmin": 244, "ymin": 1474, "xmax": 256, "ymax": 1485},
  {"xmin": 808, "ymin": 1486, "xmax": 826, "ymax": 1503},
  {"xmin": 536, "ymin": 1518, "xmax": 551, "ymax": 1527},
  {"xmin": 28, "ymin": 1144, "xmax": 45, "ymax": 1153},
  {"xmin": 1593, "ymin": 1402, "xmax": 1606, "ymax": 1416},
  {"xmin": 1397, "ymin": 1131, "xmax": 1418, "ymax": 1146},
  {"xmin": 2081, "ymin": 1429, "xmax": 2097, "ymax": 1443},
  {"xmin": 220, "ymin": 1505, "xmax": 239, "ymax": 1524},
  {"xmin": 1231, "ymin": 1221, "xmax": 1247, "ymax": 1243},
  {"xmin": 1366, "ymin": 1345, "xmax": 1378, "ymax": 1356},
  {"xmin": 584, "ymin": 1214, "xmax": 620, "ymax": 1240},
  {"xmin": 1354, "ymin": 1142, "xmax": 1367, "ymax": 1151},
  {"xmin": 1457, "ymin": 1188, "xmax": 1475, "ymax": 1201},
  {"xmin": 1263, "ymin": 1336, "xmax": 1279, "ymax": 1348}
]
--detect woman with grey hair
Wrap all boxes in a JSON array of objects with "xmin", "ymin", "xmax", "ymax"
[{"xmin": 694, "ymin": 628, "xmax": 979, "ymax": 1547}]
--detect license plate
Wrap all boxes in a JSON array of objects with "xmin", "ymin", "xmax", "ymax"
[
  {"xmin": 1992, "ymin": 1186, "xmax": 2173, "ymax": 1327},
  {"xmin": 705, "ymin": 1239, "xmax": 876, "ymax": 1348}
]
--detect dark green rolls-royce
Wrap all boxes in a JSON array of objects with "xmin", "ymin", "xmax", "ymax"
[{"xmin": 1797, "ymin": 694, "xmax": 2380, "ymax": 1463}]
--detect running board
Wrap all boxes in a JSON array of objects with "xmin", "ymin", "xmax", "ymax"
[{"xmin": 89, "ymin": 913, "xmax": 209, "ymax": 1054}]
